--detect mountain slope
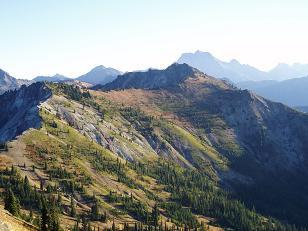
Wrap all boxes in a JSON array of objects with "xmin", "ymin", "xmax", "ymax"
[
  {"xmin": 1, "ymin": 68, "xmax": 308, "ymax": 230},
  {"xmin": 0, "ymin": 82, "xmax": 51, "ymax": 142},
  {"xmin": 77, "ymin": 65, "xmax": 121, "ymax": 85},
  {"xmin": 0, "ymin": 82, "xmax": 228, "ymax": 230},
  {"xmin": 98, "ymin": 63, "xmax": 308, "ymax": 227}
]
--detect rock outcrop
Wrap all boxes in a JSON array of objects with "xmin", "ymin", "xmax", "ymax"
[{"xmin": 0, "ymin": 82, "xmax": 51, "ymax": 142}]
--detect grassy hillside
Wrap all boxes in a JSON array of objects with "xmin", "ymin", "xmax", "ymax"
[{"xmin": 0, "ymin": 82, "xmax": 304, "ymax": 230}]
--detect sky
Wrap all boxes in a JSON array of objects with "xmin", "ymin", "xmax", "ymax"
[{"xmin": 1, "ymin": 0, "xmax": 308, "ymax": 79}]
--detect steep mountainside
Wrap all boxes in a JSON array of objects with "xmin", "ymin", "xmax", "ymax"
[
  {"xmin": 0, "ymin": 69, "xmax": 29, "ymax": 95},
  {"xmin": 1, "ymin": 66, "xmax": 308, "ymax": 230},
  {"xmin": 0, "ymin": 82, "xmax": 51, "ymax": 142},
  {"xmin": 77, "ymin": 65, "xmax": 121, "ymax": 85},
  {"xmin": 98, "ymin": 63, "xmax": 308, "ymax": 227},
  {"xmin": 0, "ymin": 82, "xmax": 228, "ymax": 231}
]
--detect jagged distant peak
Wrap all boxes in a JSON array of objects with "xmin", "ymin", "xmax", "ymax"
[
  {"xmin": 91, "ymin": 65, "xmax": 107, "ymax": 71},
  {"xmin": 177, "ymin": 50, "xmax": 270, "ymax": 82}
]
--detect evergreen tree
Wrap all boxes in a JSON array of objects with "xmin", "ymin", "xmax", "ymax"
[
  {"xmin": 91, "ymin": 198, "xmax": 100, "ymax": 220},
  {"xmin": 40, "ymin": 196, "xmax": 49, "ymax": 231},
  {"xmin": 49, "ymin": 203, "xmax": 60, "ymax": 231},
  {"xmin": 70, "ymin": 196, "xmax": 77, "ymax": 217},
  {"xmin": 151, "ymin": 204, "xmax": 159, "ymax": 227},
  {"xmin": 4, "ymin": 188, "xmax": 20, "ymax": 216}
]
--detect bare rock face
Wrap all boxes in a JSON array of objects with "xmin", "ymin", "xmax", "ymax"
[
  {"xmin": 0, "ymin": 82, "xmax": 51, "ymax": 142},
  {"xmin": 0, "ymin": 69, "xmax": 30, "ymax": 95}
]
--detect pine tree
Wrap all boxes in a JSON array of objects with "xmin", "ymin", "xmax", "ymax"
[
  {"xmin": 57, "ymin": 192, "xmax": 62, "ymax": 206},
  {"xmin": 40, "ymin": 196, "xmax": 49, "ymax": 231},
  {"xmin": 23, "ymin": 176, "xmax": 31, "ymax": 199},
  {"xmin": 49, "ymin": 203, "xmax": 60, "ymax": 231},
  {"xmin": 91, "ymin": 198, "xmax": 100, "ymax": 220},
  {"xmin": 151, "ymin": 204, "xmax": 159, "ymax": 227},
  {"xmin": 71, "ymin": 196, "xmax": 77, "ymax": 217},
  {"xmin": 4, "ymin": 188, "xmax": 20, "ymax": 216}
]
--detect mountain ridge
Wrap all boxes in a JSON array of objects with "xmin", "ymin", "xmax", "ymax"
[
  {"xmin": 1, "ymin": 63, "xmax": 308, "ymax": 230},
  {"xmin": 237, "ymin": 76, "xmax": 308, "ymax": 107},
  {"xmin": 32, "ymin": 73, "xmax": 71, "ymax": 82},
  {"xmin": 94, "ymin": 63, "xmax": 308, "ymax": 226},
  {"xmin": 177, "ymin": 50, "xmax": 308, "ymax": 82},
  {"xmin": 96, "ymin": 63, "xmax": 230, "ymax": 91}
]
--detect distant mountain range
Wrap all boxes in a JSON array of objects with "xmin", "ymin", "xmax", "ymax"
[
  {"xmin": 32, "ymin": 74, "xmax": 71, "ymax": 82},
  {"xmin": 2, "ymin": 52, "xmax": 308, "ymax": 110},
  {"xmin": 237, "ymin": 76, "xmax": 308, "ymax": 107},
  {"xmin": 31, "ymin": 65, "xmax": 121, "ymax": 85},
  {"xmin": 0, "ymin": 65, "xmax": 122, "ymax": 95},
  {"xmin": 177, "ymin": 50, "xmax": 308, "ymax": 82}
]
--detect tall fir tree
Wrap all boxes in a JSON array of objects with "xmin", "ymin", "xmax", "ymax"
[{"xmin": 4, "ymin": 188, "xmax": 20, "ymax": 216}]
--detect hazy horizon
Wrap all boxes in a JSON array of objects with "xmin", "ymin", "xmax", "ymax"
[{"xmin": 1, "ymin": 0, "xmax": 308, "ymax": 79}]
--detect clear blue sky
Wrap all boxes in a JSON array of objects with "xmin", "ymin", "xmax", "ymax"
[{"xmin": 1, "ymin": 0, "xmax": 308, "ymax": 79}]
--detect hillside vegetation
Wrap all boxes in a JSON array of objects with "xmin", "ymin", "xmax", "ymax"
[{"xmin": 1, "ymin": 64, "xmax": 308, "ymax": 230}]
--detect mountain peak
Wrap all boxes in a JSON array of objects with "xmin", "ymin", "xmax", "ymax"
[
  {"xmin": 0, "ymin": 69, "xmax": 23, "ymax": 94},
  {"xmin": 91, "ymin": 65, "xmax": 107, "ymax": 72},
  {"xmin": 166, "ymin": 62, "xmax": 197, "ymax": 73},
  {"xmin": 177, "ymin": 50, "xmax": 268, "ymax": 82},
  {"xmin": 33, "ymin": 74, "xmax": 70, "ymax": 82},
  {"xmin": 76, "ymin": 65, "xmax": 121, "ymax": 85},
  {"xmin": 97, "ymin": 63, "xmax": 214, "ymax": 91},
  {"xmin": 230, "ymin": 59, "xmax": 240, "ymax": 65},
  {"xmin": 194, "ymin": 50, "xmax": 214, "ymax": 57},
  {"xmin": 53, "ymin": 73, "xmax": 66, "ymax": 78}
]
